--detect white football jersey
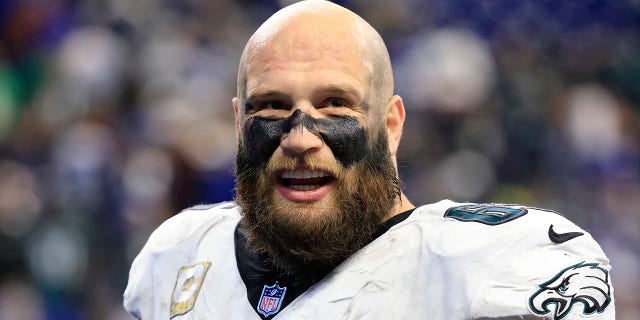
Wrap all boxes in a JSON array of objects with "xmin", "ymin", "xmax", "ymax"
[{"xmin": 123, "ymin": 200, "xmax": 615, "ymax": 319}]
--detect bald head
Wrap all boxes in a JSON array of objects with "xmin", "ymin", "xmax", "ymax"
[{"xmin": 236, "ymin": 0, "xmax": 393, "ymax": 111}]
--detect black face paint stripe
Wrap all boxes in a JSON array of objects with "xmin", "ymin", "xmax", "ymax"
[{"xmin": 241, "ymin": 110, "xmax": 367, "ymax": 168}]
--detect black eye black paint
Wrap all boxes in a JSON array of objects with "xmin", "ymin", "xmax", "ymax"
[{"xmin": 241, "ymin": 109, "xmax": 367, "ymax": 168}]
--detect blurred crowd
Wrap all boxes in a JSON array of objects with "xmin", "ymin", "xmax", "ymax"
[{"xmin": 0, "ymin": 0, "xmax": 639, "ymax": 319}]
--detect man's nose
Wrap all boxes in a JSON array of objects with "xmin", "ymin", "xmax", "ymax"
[{"xmin": 280, "ymin": 126, "xmax": 324, "ymax": 157}]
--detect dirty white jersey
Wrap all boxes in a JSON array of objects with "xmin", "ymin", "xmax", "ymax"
[{"xmin": 123, "ymin": 200, "xmax": 615, "ymax": 319}]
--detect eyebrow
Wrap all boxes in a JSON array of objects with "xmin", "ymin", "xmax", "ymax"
[
  {"xmin": 314, "ymin": 85, "xmax": 368, "ymax": 112},
  {"xmin": 246, "ymin": 85, "xmax": 364, "ymax": 103},
  {"xmin": 245, "ymin": 89, "xmax": 288, "ymax": 103},
  {"xmin": 318, "ymin": 85, "xmax": 363, "ymax": 99}
]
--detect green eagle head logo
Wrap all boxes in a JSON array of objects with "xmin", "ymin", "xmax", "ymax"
[{"xmin": 528, "ymin": 262, "xmax": 611, "ymax": 320}]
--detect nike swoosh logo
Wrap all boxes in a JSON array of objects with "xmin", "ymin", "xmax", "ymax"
[{"xmin": 548, "ymin": 224, "xmax": 584, "ymax": 244}]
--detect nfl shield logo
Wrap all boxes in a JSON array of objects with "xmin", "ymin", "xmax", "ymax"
[{"xmin": 257, "ymin": 282, "xmax": 287, "ymax": 317}]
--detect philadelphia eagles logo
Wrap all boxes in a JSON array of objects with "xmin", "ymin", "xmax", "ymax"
[{"xmin": 529, "ymin": 261, "xmax": 611, "ymax": 320}]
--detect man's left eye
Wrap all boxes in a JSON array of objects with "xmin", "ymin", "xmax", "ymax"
[
  {"xmin": 328, "ymin": 98, "xmax": 349, "ymax": 108},
  {"xmin": 263, "ymin": 101, "xmax": 288, "ymax": 110}
]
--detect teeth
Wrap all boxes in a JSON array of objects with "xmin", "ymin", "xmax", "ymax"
[
  {"xmin": 281, "ymin": 170, "xmax": 328, "ymax": 179},
  {"xmin": 289, "ymin": 184, "xmax": 320, "ymax": 191}
]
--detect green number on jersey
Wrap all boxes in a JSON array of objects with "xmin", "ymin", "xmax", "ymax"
[{"xmin": 444, "ymin": 204, "xmax": 528, "ymax": 225}]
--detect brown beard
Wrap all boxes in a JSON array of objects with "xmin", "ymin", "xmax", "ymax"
[{"xmin": 235, "ymin": 128, "xmax": 401, "ymax": 275}]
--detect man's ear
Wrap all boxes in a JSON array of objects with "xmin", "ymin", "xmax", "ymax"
[
  {"xmin": 385, "ymin": 95, "xmax": 406, "ymax": 157},
  {"xmin": 233, "ymin": 97, "xmax": 241, "ymax": 139}
]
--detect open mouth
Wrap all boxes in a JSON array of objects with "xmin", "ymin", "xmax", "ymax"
[{"xmin": 277, "ymin": 169, "xmax": 335, "ymax": 191}]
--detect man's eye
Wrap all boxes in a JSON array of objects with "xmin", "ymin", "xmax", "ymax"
[
  {"xmin": 263, "ymin": 101, "xmax": 288, "ymax": 110},
  {"xmin": 328, "ymin": 98, "xmax": 349, "ymax": 108}
]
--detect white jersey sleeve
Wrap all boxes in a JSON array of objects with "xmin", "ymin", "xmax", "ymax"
[
  {"xmin": 122, "ymin": 206, "xmax": 211, "ymax": 319},
  {"xmin": 123, "ymin": 202, "xmax": 245, "ymax": 319},
  {"xmin": 431, "ymin": 200, "xmax": 615, "ymax": 319}
]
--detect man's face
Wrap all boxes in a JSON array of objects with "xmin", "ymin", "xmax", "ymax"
[{"xmin": 234, "ymin": 23, "xmax": 400, "ymax": 272}]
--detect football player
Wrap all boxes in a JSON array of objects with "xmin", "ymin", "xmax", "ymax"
[{"xmin": 124, "ymin": 1, "xmax": 615, "ymax": 319}]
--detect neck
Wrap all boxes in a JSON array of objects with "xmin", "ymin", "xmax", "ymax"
[{"xmin": 385, "ymin": 193, "xmax": 415, "ymax": 221}]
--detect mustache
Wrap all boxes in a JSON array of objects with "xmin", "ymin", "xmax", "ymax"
[{"xmin": 265, "ymin": 153, "xmax": 344, "ymax": 179}]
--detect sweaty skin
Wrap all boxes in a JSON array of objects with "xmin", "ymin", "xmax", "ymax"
[{"xmin": 243, "ymin": 110, "xmax": 367, "ymax": 168}]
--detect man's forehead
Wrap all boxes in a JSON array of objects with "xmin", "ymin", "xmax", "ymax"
[
  {"xmin": 262, "ymin": 33, "xmax": 360, "ymax": 61},
  {"xmin": 236, "ymin": 0, "xmax": 393, "ymax": 106},
  {"xmin": 242, "ymin": 30, "xmax": 372, "ymax": 101},
  {"xmin": 246, "ymin": 48, "xmax": 367, "ymax": 81},
  {"xmin": 247, "ymin": 17, "xmax": 368, "ymax": 66}
]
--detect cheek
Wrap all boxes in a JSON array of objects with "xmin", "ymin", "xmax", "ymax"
[
  {"xmin": 242, "ymin": 118, "xmax": 285, "ymax": 168},
  {"xmin": 317, "ymin": 117, "xmax": 367, "ymax": 168}
]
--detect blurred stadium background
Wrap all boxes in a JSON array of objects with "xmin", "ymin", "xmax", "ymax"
[{"xmin": 1, "ymin": 0, "xmax": 639, "ymax": 319}]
